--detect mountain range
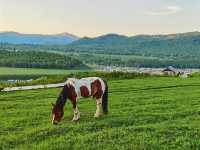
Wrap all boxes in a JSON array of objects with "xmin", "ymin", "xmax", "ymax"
[
  {"xmin": 0, "ymin": 31, "xmax": 79, "ymax": 45},
  {"xmin": 70, "ymin": 31, "xmax": 200, "ymax": 46},
  {"xmin": 1, "ymin": 31, "xmax": 200, "ymax": 58},
  {"xmin": 1, "ymin": 31, "xmax": 200, "ymax": 46},
  {"xmin": 67, "ymin": 31, "xmax": 200, "ymax": 57}
]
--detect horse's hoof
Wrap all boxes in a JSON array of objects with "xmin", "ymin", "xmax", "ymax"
[
  {"xmin": 94, "ymin": 114, "xmax": 102, "ymax": 118},
  {"xmin": 72, "ymin": 118, "xmax": 80, "ymax": 122}
]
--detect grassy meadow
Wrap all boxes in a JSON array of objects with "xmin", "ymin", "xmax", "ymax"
[
  {"xmin": 0, "ymin": 67, "xmax": 85, "ymax": 76},
  {"xmin": 0, "ymin": 69, "xmax": 153, "ymax": 89},
  {"xmin": 1, "ymin": 76, "xmax": 200, "ymax": 149},
  {"xmin": 0, "ymin": 67, "xmax": 91, "ymax": 88}
]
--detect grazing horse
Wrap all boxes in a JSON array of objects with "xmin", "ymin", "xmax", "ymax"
[{"xmin": 52, "ymin": 77, "xmax": 108, "ymax": 125}]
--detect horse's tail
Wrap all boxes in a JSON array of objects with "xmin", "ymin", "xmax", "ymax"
[{"xmin": 102, "ymin": 79, "xmax": 108, "ymax": 114}]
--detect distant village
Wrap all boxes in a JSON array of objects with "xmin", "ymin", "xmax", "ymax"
[{"xmin": 96, "ymin": 65, "xmax": 200, "ymax": 78}]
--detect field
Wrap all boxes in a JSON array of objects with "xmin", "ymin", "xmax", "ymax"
[
  {"xmin": 1, "ymin": 77, "xmax": 200, "ymax": 149},
  {"xmin": 0, "ymin": 67, "xmax": 85, "ymax": 76}
]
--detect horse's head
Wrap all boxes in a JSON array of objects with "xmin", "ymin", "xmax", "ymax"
[
  {"xmin": 52, "ymin": 103, "xmax": 64, "ymax": 125},
  {"xmin": 51, "ymin": 85, "xmax": 69, "ymax": 125}
]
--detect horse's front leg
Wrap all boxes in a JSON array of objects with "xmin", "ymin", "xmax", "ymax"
[
  {"xmin": 94, "ymin": 98, "xmax": 102, "ymax": 118},
  {"xmin": 71, "ymin": 100, "xmax": 80, "ymax": 121}
]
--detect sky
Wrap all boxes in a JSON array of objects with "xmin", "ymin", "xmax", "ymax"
[{"xmin": 0, "ymin": 0, "xmax": 200, "ymax": 37}]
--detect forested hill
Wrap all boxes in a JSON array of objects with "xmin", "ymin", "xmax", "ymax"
[
  {"xmin": 67, "ymin": 32, "xmax": 200, "ymax": 58},
  {"xmin": 1, "ymin": 31, "xmax": 200, "ymax": 59},
  {"xmin": 0, "ymin": 50, "xmax": 88, "ymax": 69},
  {"xmin": 0, "ymin": 32, "xmax": 79, "ymax": 45},
  {"xmin": 1, "ymin": 31, "xmax": 200, "ymax": 68}
]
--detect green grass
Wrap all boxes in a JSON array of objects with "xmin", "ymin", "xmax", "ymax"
[
  {"xmin": 1, "ymin": 77, "xmax": 200, "ymax": 149},
  {"xmin": 0, "ymin": 70, "xmax": 157, "ymax": 89},
  {"xmin": 0, "ymin": 67, "xmax": 85, "ymax": 76},
  {"xmin": 0, "ymin": 67, "xmax": 91, "ymax": 87}
]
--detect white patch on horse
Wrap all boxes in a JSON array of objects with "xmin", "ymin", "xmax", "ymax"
[{"xmin": 67, "ymin": 77, "xmax": 105, "ymax": 99}]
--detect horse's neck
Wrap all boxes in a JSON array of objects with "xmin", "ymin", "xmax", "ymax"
[
  {"xmin": 56, "ymin": 86, "xmax": 68, "ymax": 108},
  {"xmin": 56, "ymin": 98, "xmax": 66, "ymax": 110}
]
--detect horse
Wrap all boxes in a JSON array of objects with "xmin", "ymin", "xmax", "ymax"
[{"xmin": 52, "ymin": 77, "xmax": 108, "ymax": 125}]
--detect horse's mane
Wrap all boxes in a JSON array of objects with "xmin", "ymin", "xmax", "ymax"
[
  {"xmin": 56, "ymin": 85, "xmax": 68, "ymax": 109},
  {"xmin": 65, "ymin": 78, "xmax": 78, "ymax": 86}
]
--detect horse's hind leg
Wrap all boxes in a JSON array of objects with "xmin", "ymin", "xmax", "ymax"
[
  {"xmin": 94, "ymin": 98, "xmax": 102, "ymax": 118},
  {"xmin": 72, "ymin": 100, "xmax": 80, "ymax": 121}
]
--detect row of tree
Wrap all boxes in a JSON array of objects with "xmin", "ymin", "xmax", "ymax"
[{"xmin": 0, "ymin": 50, "xmax": 88, "ymax": 69}]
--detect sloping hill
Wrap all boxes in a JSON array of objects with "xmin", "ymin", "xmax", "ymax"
[
  {"xmin": 68, "ymin": 32, "xmax": 200, "ymax": 57},
  {"xmin": 0, "ymin": 31, "xmax": 79, "ymax": 45},
  {"xmin": 72, "ymin": 34, "xmax": 129, "ymax": 45}
]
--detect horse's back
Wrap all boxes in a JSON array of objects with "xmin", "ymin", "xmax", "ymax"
[
  {"xmin": 66, "ymin": 77, "xmax": 105, "ymax": 99},
  {"xmin": 80, "ymin": 77, "xmax": 105, "ymax": 91}
]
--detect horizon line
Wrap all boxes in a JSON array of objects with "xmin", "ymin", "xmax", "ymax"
[{"xmin": 0, "ymin": 30, "xmax": 199, "ymax": 38}]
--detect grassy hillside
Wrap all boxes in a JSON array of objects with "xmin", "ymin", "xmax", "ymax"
[{"xmin": 1, "ymin": 77, "xmax": 200, "ymax": 149}]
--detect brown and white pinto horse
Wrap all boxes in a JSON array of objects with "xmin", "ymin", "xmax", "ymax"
[{"xmin": 52, "ymin": 77, "xmax": 108, "ymax": 125}]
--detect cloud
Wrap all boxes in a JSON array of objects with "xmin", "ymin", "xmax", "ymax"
[{"xmin": 145, "ymin": 6, "xmax": 183, "ymax": 16}]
